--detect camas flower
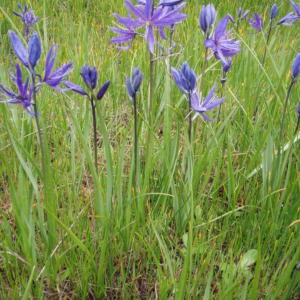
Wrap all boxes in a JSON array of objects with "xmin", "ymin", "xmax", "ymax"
[
  {"xmin": 13, "ymin": 4, "xmax": 38, "ymax": 37},
  {"xmin": 0, "ymin": 63, "xmax": 35, "ymax": 116},
  {"xmin": 292, "ymin": 52, "xmax": 300, "ymax": 82},
  {"xmin": 42, "ymin": 44, "xmax": 73, "ymax": 91},
  {"xmin": 248, "ymin": 13, "xmax": 263, "ymax": 32},
  {"xmin": 204, "ymin": 16, "xmax": 241, "ymax": 66},
  {"xmin": 228, "ymin": 7, "xmax": 249, "ymax": 24},
  {"xmin": 63, "ymin": 65, "xmax": 110, "ymax": 100},
  {"xmin": 171, "ymin": 62, "xmax": 196, "ymax": 95},
  {"xmin": 278, "ymin": 0, "xmax": 300, "ymax": 26},
  {"xmin": 109, "ymin": 22, "xmax": 136, "ymax": 50},
  {"xmin": 270, "ymin": 4, "xmax": 279, "ymax": 20},
  {"xmin": 199, "ymin": 4, "xmax": 216, "ymax": 36},
  {"xmin": 126, "ymin": 67, "xmax": 143, "ymax": 103},
  {"xmin": 9, "ymin": 30, "xmax": 42, "ymax": 71},
  {"xmin": 136, "ymin": 0, "xmax": 183, "ymax": 6},
  {"xmin": 191, "ymin": 83, "xmax": 226, "ymax": 122},
  {"xmin": 110, "ymin": 0, "xmax": 187, "ymax": 53}
]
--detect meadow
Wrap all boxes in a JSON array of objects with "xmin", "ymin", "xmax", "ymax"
[{"xmin": 0, "ymin": 0, "xmax": 300, "ymax": 298}]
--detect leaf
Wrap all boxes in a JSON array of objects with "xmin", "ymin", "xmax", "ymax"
[{"xmin": 240, "ymin": 249, "xmax": 258, "ymax": 270}]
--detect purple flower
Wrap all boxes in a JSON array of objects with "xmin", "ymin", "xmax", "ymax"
[
  {"xmin": 240, "ymin": 9, "xmax": 250, "ymax": 20},
  {"xmin": 199, "ymin": 4, "xmax": 216, "ymax": 36},
  {"xmin": 28, "ymin": 33, "xmax": 41, "ymax": 69},
  {"xmin": 222, "ymin": 58, "xmax": 232, "ymax": 73},
  {"xmin": 81, "ymin": 64, "xmax": 97, "ymax": 90},
  {"xmin": 204, "ymin": 16, "xmax": 241, "ymax": 66},
  {"xmin": 292, "ymin": 52, "xmax": 300, "ymax": 82},
  {"xmin": 136, "ymin": 0, "xmax": 183, "ymax": 6},
  {"xmin": 13, "ymin": 4, "xmax": 38, "ymax": 37},
  {"xmin": 277, "ymin": 0, "xmax": 300, "ymax": 26},
  {"xmin": 111, "ymin": 0, "xmax": 187, "ymax": 53},
  {"xmin": 270, "ymin": 4, "xmax": 279, "ymax": 20},
  {"xmin": 248, "ymin": 13, "xmax": 263, "ymax": 32},
  {"xmin": 229, "ymin": 8, "xmax": 249, "ymax": 24},
  {"xmin": 191, "ymin": 83, "xmax": 226, "ymax": 122},
  {"xmin": 109, "ymin": 20, "xmax": 136, "ymax": 50},
  {"xmin": 171, "ymin": 62, "xmax": 196, "ymax": 95},
  {"xmin": 126, "ymin": 67, "xmax": 143, "ymax": 103},
  {"xmin": 0, "ymin": 63, "xmax": 35, "ymax": 116},
  {"xmin": 9, "ymin": 30, "xmax": 29, "ymax": 68},
  {"xmin": 43, "ymin": 44, "xmax": 73, "ymax": 90},
  {"xmin": 9, "ymin": 30, "xmax": 41, "ymax": 71},
  {"xmin": 63, "ymin": 65, "xmax": 110, "ymax": 101}
]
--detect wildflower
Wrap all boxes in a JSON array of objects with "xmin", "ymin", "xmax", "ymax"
[
  {"xmin": 270, "ymin": 4, "xmax": 279, "ymax": 20},
  {"xmin": 0, "ymin": 63, "xmax": 35, "ymax": 115},
  {"xmin": 13, "ymin": 4, "xmax": 38, "ymax": 37},
  {"xmin": 278, "ymin": 0, "xmax": 300, "ymax": 25},
  {"xmin": 111, "ymin": 0, "xmax": 187, "ymax": 53},
  {"xmin": 248, "ymin": 13, "xmax": 264, "ymax": 32},
  {"xmin": 221, "ymin": 58, "xmax": 232, "ymax": 83},
  {"xmin": 191, "ymin": 83, "xmax": 226, "ymax": 122},
  {"xmin": 292, "ymin": 52, "xmax": 300, "ymax": 82},
  {"xmin": 297, "ymin": 99, "xmax": 300, "ymax": 117},
  {"xmin": 28, "ymin": 33, "xmax": 41, "ymax": 69},
  {"xmin": 126, "ymin": 67, "xmax": 143, "ymax": 102},
  {"xmin": 204, "ymin": 16, "xmax": 241, "ymax": 66},
  {"xmin": 109, "ymin": 23, "xmax": 136, "ymax": 50},
  {"xmin": 9, "ymin": 30, "xmax": 29, "ymax": 68},
  {"xmin": 171, "ymin": 62, "xmax": 196, "ymax": 95},
  {"xmin": 43, "ymin": 45, "xmax": 73, "ymax": 90},
  {"xmin": 63, "ymin": 65, "xmax": 110, "ymax": 100},
  {"xmin": 199, "ymin": 4, "xmax": 216, "ymax": 37},
  {"xmin": 136, "ymin": 0, "xmax": 183, "ymax": 6},
  {"xmin": 228, "ymin": 7, "xmax": 249, "ymax": 24}
]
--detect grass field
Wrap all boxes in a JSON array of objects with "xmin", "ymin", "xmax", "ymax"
[{"xmin": 0, "ymin": 0, "xmax": 300, "ymax": 299}]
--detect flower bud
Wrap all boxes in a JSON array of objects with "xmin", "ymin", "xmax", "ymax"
[
  {"xmin": 28, "ymin": 33, "xmax": 41, "ymax": 69},
  {"xmin": 97, "ymin": 80, "xmax": 110, "ymax": 100},
  {"xmin": 292, "ymin": 52, "xmax": 300, "ymax": 81},
  {"xmin": 126, "ymin": 76, "xmax": 134, "ymax": 98},
  {"xmin": 9, "ymin": 30, "xmax": 29, "ymax": 68},
  {"xmin": 270, "ymin": 4, "xmax": 279, "ymax": 20},
  {"xmin": 297, "ymin": 100, "xmax": 300, "ymax": 117}
]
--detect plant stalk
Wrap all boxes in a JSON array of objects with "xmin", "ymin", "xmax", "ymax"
[
  {"xmin": 90, "ymin": 94, "xmax": 98, "ymax": 175},
  {"xmin": 261, "ymin": 19, "xmax": 273, "ymax": 67},
  {"xmin": 133, "ymin": 95, "xmax": 137, "ymax": 185},
  {"xmin": 31, "ymin": 73, "xmax": 45, "ymax": 178},
  {"xmin": 217, "ymin": 79, "xmax": 225, "ymax": 123},
  {"xmin": 279, "ymin": 81, "xmax": 294, "ymax": 144}
]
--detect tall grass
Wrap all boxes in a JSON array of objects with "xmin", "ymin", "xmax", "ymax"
[{"xmin": 0, "ymin": 0, "xmax": 300, "ymax": 298}]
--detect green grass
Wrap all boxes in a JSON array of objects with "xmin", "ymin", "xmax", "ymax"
[{"xmin": 0, "ymin": 0, "xmax": 300, "ymax": 298}]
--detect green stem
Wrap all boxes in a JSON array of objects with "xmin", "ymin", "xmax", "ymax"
[
  {"xmin": 133, "ymin": 95, "xmax": 137, "ymax": 186},
  {"xmin": 90, "ymin": 95, "xmax": 98, "ymax": 175},
  {"xmin": 279, "ymin": 81, "xmax": 294, "ymax": 144},
  {"xmin": 275, "ymin": 81, "xmax": 294, "ymax": 181},
  {"xmin": 200, "ymin": 47, "xmax": 208, "ymax": 94},
  {"xmin": 261, "ymin": 19, "xmax": 273, "ymax": 67},
  {"xmin": 31, "ymin": 73, "xmax": 45, "ymax": 178},
  {"xmin": 217, "ymin": 80, "xmax": 225, "ymax": 123}
]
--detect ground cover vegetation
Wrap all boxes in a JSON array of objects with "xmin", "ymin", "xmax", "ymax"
[{"xmin": 0, "ymin": 0, "xmax": 300, "ymax": 298}]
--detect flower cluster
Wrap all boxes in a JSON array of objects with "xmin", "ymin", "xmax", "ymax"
[
  {"xmin": 13, "ymin": 3, "xmax": 38, "ymax": 37},
  {"xmin": 204, "ymin": 16, "xmax": 241, "ymax": 67},
  {"xmin": 110, "ymin": 0, "xmax": 187, "ymax": 53}
]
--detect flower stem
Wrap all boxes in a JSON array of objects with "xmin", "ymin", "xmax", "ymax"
[
  {"xmin": 133, "ymin": 95, "xmax": 137, "ymax": 185},
  {"xmin": 90, "ymin": 95, "xmax": 98, "ymax": 175},
  {"xmin": 31, "ymin": 73, "xmax": 45, "ymax": 178},
  {"xmin": 217, "ymin": 81, "xmax": 225, "ymax": 123},
  {"xmin": 188, "ymin": 92, "xmax": 192, "ymax": 144},
  {"xmin": 261, "ymin": 19, "xmax": 273, "ymax": 67},
  {"xmin": 200, "ymin": 47, "xmax": 208, "ymax": 94},
  {"xmin": 279, "ymin": 81, "xmax": 294, "ymax": 143}
]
